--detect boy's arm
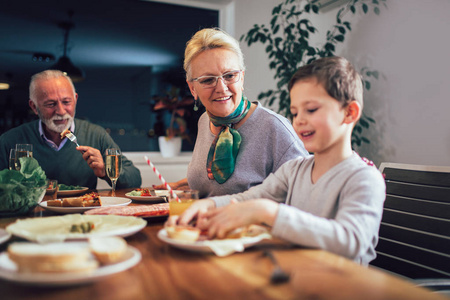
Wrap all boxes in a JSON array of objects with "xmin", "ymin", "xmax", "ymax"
[
  {"xmin": 272, "ymin": 166, "xmax": 385, "ymax": 264},
  {"xmin": 210, "ymin": 159, "xmax": 297, "ymax": 207}
]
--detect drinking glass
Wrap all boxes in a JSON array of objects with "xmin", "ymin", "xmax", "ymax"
[
  {"xmin": 9, "ymin": 149, "xmax": 16, "ymax": 170},
  {"xmin": 105, "ymin": 148, "xmax": 122, "ymax": 196},
  {"xmin": 169, "ymin": 190, "xmax": 199, "ymax": 216},
  {"xmin": 15, "ymin": 144, "xmax": 33, "ymax": 171},
  {"xmin": 46, "ymin": 179, "xmax": 58, "ymax": 200}
]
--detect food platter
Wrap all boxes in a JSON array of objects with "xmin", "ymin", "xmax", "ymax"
[
  {"xmin": 124, "ymin": 190, "xmax": 181, "ymax": 202},
  {"xmin": 39, "ymin": 197, "xmax": 131, "ymax": 214},
  {"xmin": 57, "ymin": 187, "xmax": 89, "ymax": 197},
  {"xmin": 124, "ymin": 192, "xmax": 165, "ymax": 202},
  {"xmin": 157, "ymin": 229, "xmax": 271, "ymax": 256},
  {"xmin": 85, "ymin": 203, "xmax": 169, "ymax": 219},
  {"xmin": 0, "ymin": 242, "xmax": 141, "ymax": 286},
  {"xmin": 6, "ymin": 214, "xmax": 147, "ymax": 243}
]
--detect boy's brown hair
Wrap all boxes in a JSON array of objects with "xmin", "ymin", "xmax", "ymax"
[{"xmin": 288, "ymin": 56, "xmax": 363, "ymax": 108}]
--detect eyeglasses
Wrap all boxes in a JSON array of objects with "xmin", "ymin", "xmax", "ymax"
[{"xmin": 191, "ymin": 70, "xmax": 242, "ymax": 89}]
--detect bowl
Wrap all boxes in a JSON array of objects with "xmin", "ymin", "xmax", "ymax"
[{"xmin": 0, "ymin": 182, "xmax": 46, "ymax": 217}]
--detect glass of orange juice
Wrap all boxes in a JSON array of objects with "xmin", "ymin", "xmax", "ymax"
[{"xmin": 169, "ymin": 190, "xmax": 199, "ymax": 216}]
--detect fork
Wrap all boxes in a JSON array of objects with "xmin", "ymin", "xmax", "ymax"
[
  {"xmin": 62, "ymin": 130, "xmax": 80, "ymax": 147},
  {"xmin": 263, "ymin": 250, "xmax": 290, "ymax": 284}
]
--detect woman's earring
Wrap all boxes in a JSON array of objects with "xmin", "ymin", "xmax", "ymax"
[{"xmin": 193, "ymin": 99, "xmax": 199, "ymax": 111}]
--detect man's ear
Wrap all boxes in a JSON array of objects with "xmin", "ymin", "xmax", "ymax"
[
  {"xmin": 186, "ymin": 79, "xmax": 197, "ymax": 100},
  {"xmin": 344, "ymin": 101, "xmax": 361, "ymax": 124},
  {"xmin": 29, "ymin": 100, "xmax": 38, "ymax": 115}
]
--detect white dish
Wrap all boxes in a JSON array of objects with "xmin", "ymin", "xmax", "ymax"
[
  {"xmin": 157, "ymin": 229, "xmax": 270, "ymax": 255},
  {"xmin": 0, "ymin": 242, "xmax": 141, "ymax": 286},
  {"xmin": 125, "ymin": 192, "xmax": 165, "ymax": 202},
  {"xmin": 6, "ymin": 214, "xmax": 147, "ymax": 243},
  {"xmin": 57, "ymin": 187, "xmax": 89, "ymax": 197},
  {"xmin": 0, "ymin": 229, "xmax": 11, "ymax": 245},
  {"xmin": 39, "ymin": 197, "xmax": 131, "ymax": 214}
]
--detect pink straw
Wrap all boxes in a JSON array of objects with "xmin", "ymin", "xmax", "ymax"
[{"xmin": 144, "ymin": 156, "xmax": 180, "ymax": 202}]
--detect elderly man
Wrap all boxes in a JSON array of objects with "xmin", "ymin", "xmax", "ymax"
[{"xmin": 0, "ymin": 70, "xmax": 141, "ymax": 189}]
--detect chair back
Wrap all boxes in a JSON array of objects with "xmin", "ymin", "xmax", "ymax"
[{"xmin": 370, "ymin": 163, "xmax": 450, "ymax": 279}]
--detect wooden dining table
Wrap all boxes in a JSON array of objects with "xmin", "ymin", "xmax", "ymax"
[{"xmin": 0, "ymin": 188, "xmax": 446, "ymax": 300}]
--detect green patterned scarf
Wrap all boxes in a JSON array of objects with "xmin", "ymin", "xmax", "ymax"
[{"xmin": 206, "ymin": 96, "xmax": 251, "ymax": 183}]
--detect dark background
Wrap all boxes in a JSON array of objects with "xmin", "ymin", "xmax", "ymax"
[{"xmin": 0, "ymin": 0, "xmax": 218, "ymax": 151}]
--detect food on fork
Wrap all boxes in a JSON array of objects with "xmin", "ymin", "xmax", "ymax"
[
  {"xmin": 7, "ymin": 242, "xmax": 99, "ymax": 274},
  {"xmin": 60, "ymin": 129, "xmax": 71, "ymax": 139},
  {"xmin": 89, "ymin": 236, "xmax": 127, "ymax": 264},
  {"xmin": 47, "ymin": 192, "xmax": 102, "ymax": 207}
]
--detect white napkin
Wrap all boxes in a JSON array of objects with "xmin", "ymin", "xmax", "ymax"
[{"xmin": 203, "ymin": 233, "xmax": 271, "ymax": 257}]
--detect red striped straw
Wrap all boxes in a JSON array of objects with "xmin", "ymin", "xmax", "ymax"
[{"xmin": 144, "ymin": 156, "xmax": 180, "ymax": 202}]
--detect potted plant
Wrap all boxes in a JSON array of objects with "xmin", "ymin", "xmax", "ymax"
[
  {"xmin": 152, "ymin": 86, "xmax": 195, "ymax": 157},
  {"xmin": 241, "ymin": 0, "xmax": 386, "ymax": 148}
]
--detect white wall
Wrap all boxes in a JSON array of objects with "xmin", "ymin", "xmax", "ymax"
[{"xmin": 233, "ymin": 0, "xmax": 450, "ymax": 167}]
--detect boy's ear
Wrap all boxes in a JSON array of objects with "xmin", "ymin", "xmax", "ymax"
[{"xmin": 344, "ymin": 101, "xmax": 361, "ymax": 124}]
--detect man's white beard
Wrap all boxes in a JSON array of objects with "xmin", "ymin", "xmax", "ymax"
[{"xmin": 37, "ymin": 108, "xmax": 74, "ymax": 133}]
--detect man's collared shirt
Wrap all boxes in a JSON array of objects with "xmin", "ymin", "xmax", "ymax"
[{"xmin": 39, "ymin": 121, "xmax": 74, "ymax": 151}]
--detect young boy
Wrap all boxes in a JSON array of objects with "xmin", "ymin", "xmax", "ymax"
[{"xmin": 173, "ymin": 56, "xmax": 386, "ymax": 265}]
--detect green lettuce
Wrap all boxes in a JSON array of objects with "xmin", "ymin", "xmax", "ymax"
[{"xmin": 0, "ymin": 157, "xmax": 47, "ymax": 215}]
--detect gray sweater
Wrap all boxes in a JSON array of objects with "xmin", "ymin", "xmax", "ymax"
[
  {"xmin": 212, "ymin": 153, "xmax": 386, "ymax": 265},
  {"xmin": 187, "ymin": 102, "xmax": 308, "ymax": 198}
]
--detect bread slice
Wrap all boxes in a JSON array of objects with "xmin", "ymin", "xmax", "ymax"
[
  {"xmin": 46, "ymin": 199, "xmax": 62, "ymax": 207},
  {"xmin": 165, "ymin": 225, "xmax": 201, "ymax": 242},
  {"xmin": 89, "ymin": 236, "xmax": 127, "ymax": 265},
  {"xmin": 8, "ymin": 242, "xmax": 98, "ymax": 273}
]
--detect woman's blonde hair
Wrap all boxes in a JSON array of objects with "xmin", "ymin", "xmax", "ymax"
[{"xmin": 184, "ymin": 28, "xmax": 245, "ymax": 81}]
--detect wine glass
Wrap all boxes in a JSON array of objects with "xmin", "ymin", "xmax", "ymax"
[
  {"xmin": 105, "ymin": 148, "xmax": 122, "ymax": 196},
  {"xmin": 9, "ymin": 149, "xmax": 16, "ymax": 170},
  {"xmin": 15, "ymin": 144, "xmax": 33, "ymax": 171}
]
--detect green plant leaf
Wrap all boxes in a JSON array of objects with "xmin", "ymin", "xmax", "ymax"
[
  {"xmin": 362, "ymin": 3, "xmax": 369, "ymax": 14},
  {"xmin": 335, "ymin": 35, "xmax": 345, "ymax": 42}
]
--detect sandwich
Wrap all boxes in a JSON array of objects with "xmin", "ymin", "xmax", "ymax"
[
  {"xmin": 7, "ymin": 236, "xmax": 128, "ymax": 274},
  {"xmin": 8, "ymin": 242, "xmax": 98, "ymax": 274},
  {"xmin": 165, "ymin": 224, "xmax": 268, "ymax": 242}
]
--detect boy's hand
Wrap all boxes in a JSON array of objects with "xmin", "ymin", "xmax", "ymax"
[
  {"xmin": 164, "ymin": 199, "xmax": 216, "ymax": 227},
  {"xmin": 202, "ymin": 199, "xmax": 278, "ymax": 239}
]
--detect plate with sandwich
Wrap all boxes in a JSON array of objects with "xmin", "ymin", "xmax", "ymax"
[
  {"xmin": 158, "ymin": 225, "xmax": 272, "ymax": 257},
  {"xmin": 39, "ymin": 193, "xmax": 131, "ymax": 214},
  {"xmin": 0, "ymin": 237, "xmax": 141, "ymax": 286},
  {"xmin": 6, "ymin": 214, "xmax": 147, "ymax": 243},
  {"xmin": 125, "ymin": 189, "xmax": 182, "ymax": 202},
  {"xmin": 125, "ymin": 188, "xmax": 165, "ymax": 202}
]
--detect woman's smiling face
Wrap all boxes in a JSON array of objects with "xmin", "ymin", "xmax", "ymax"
[{"xmin": 187, "ymin": 48, "xmax": 244, "ymax": 117}]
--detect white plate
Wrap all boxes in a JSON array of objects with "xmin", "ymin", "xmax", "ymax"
[
  {"xmin": 6, "ymin": 214, "xmax": 147, "ymax": 243},
  {"xmin": 0, "ymin": 229, "xmax": 11, "ymax": 245},
  {"xmin": 39, "ymin": 197, "xmax": 131, "ymax": 214},
  {"xmin": 57, "ymin": 187, "xmax": 89, "ymax": 197},
  {"xmin": 0, "ymin": 243, "xmax": 141, "ymax": 286},
  {"xmin": 157, "ymin": 229, "xmax": 270, "ymax": 255},
  {"xmin": 124, "ymin": 192, "xmax": 165, "ymax": 202}
]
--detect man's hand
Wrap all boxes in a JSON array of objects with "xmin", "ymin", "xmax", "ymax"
[{"xmin": 77, "ymin": 146, "xmax": 106, "ymax": 178}]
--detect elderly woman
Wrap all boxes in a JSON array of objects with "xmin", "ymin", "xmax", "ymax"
[{"xmin": 156, "ymin": 28, "xmax": 308, "ymax": 198}]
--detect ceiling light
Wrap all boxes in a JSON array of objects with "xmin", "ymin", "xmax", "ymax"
[
  {"xmin": 0, "ymin": 82, "xmax": 9, "ymax": 90},
  {"xmin": 50, "ymin": 11, "xmax": 85, "ymax": 82}
]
